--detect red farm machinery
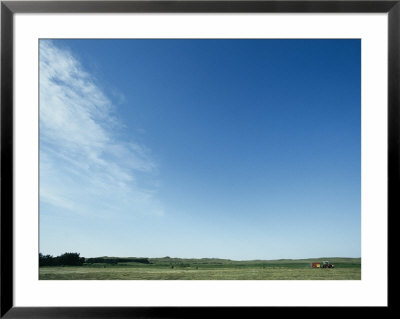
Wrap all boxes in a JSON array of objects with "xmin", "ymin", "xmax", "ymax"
[{"xmin": 311, "ymin": 261, "xmax": 335, "ymax": 269}]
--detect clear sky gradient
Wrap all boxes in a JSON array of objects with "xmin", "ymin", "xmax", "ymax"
[{"xmin": 39, "ymin": 39, "xmax": 361, "ymax": 260}]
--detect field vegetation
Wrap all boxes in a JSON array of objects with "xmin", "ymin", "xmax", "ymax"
[{"xmin": 39, "ymin": 255, "xmax": 361, "ymax": 280}]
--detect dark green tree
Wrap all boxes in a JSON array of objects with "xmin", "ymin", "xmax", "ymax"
[
  {"xmin": 55, "ymin": 252, "xmax": 85, "ymax": 266},
  {"xmin": 39, "ymin": 253, "xmax": 55, "ymax": 266}
]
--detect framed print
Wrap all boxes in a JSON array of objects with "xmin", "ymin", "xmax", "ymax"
[{"xmin": 1, "ymin": 0, "xmax": 395, "ymax": 317}]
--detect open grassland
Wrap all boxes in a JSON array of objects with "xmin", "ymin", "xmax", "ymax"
[{"xmin": 39, "ymin": 257, "xmax": 361, "ymax": 280}]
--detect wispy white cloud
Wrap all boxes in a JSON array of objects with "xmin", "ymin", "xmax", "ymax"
[{"xmin": 40, "ymin": 40, "xmax": 164, "ymax": 218}]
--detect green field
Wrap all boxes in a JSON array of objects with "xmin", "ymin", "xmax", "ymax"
[{"xmin": 39, "ymin": 257, "xmax": 361, "ymax": 280}]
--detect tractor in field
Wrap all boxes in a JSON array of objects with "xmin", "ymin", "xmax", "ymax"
[
  {"xmin": 311, "ymin": 261, "xmax": 335, "ymax": 268},
  {"xmin": 322, "ymin": 261, "xmax": 335, "ymax": 268}
]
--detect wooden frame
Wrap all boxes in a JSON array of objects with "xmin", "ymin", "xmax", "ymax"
[{"xmin": 1, "ymin": 1, "xmax": 395, "ymax": 317}]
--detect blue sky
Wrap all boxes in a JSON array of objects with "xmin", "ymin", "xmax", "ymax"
[{"xmin": 39, "ymin": 39, "xmax": 361, "ymax": 260}]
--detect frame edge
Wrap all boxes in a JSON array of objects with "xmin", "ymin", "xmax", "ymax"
[
  {"xmin": 1, "ymin": 0, "xmax": 396, "ymax": 317},
  {"xmin": 1, "ymin": 1, "xmax": 13, "ymax": 317},
  {"xmin": 388, "ymin": 0, "xmax": 399, "ymax": 310}
]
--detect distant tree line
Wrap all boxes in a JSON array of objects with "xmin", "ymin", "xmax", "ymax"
[
  {"xmin": 39, "ymin": 253, "xmax": 151, "ymax": 266},
  {"xmin": 39, "ymin": 252, "xmax": 85, "ymax": 266},
  {"xmin": 86, "ymin": 257, "xmax": 150, "ymax": 264}
]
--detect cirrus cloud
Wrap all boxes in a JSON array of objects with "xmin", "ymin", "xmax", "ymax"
[{"xmin": 40, "ymin": 40, "xmax": 164, "ymax": 218}]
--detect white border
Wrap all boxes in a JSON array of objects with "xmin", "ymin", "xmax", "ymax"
[{"xmin": 14, "ymin": 13, "xmax": 388, "ymax": 307}]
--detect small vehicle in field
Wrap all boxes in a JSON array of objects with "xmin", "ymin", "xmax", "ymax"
[
  {"xmin": 311, "ymin": 261, "xmax": 335, "ymax": 268},
  {"xmin": 322, "ymin": 261, "xmax": 335, "ymax": 268}
]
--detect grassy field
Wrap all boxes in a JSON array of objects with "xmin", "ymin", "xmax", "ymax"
[{"xmin": 39, "ymin": 257, "xmax": 361, "ymax": 280}]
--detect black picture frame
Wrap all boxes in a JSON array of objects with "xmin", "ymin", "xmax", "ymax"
[{"xmin": 1, "ymin": 0, "xmax": 395, "ymax": 317}]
